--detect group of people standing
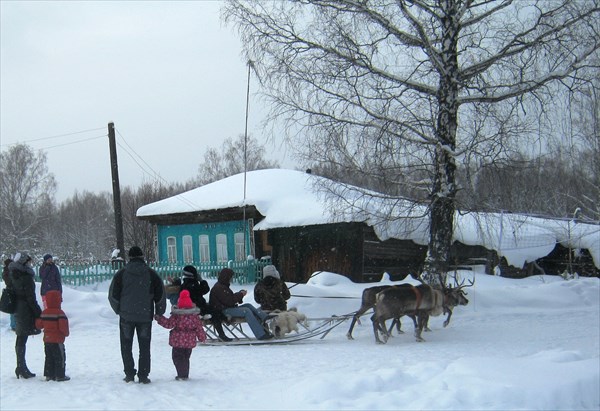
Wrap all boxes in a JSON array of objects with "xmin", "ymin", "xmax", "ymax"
[
  {"xmin": 3, "ymin": 245, "xmax": 291, "ymax": 384},
  {"xmin": 109, "ymin": 246, "xmax": 291, "ymax": 383},
  {"xmin": 3, "ymin": 252, "xmax": 69, "ymax": 381}
]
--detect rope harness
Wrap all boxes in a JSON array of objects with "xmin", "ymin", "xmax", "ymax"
[{"xmin": 410, "ymin": 285, "xmax": 423, "ymax": 311}]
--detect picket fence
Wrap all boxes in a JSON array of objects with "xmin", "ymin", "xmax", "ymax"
[{"xmin": 33, "ymin": 258, "xmax": 272, "ymax": 287}]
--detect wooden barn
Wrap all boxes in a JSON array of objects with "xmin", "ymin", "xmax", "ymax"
[{"xmin": 136, "ymin": 169, "xmax": 600, "ymax": 282}]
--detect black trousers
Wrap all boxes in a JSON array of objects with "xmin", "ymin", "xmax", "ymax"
[
  {"xmin": 119, "ymin": 319, "xmax": 152, "ymax": 379},
  {"xmin": 172, "ymin": 347, "xmax": 193, "ymax": 378},
  {"xmin": 44, "ymin": 342, "xmax": 67, "ymax": 379}
]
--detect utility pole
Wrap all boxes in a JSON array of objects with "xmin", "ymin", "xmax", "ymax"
[{"xmin": 108, "ymin": 122, "xmax": 125, "ymax": 260}]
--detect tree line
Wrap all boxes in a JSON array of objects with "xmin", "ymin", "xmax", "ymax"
[
  {"xmin": 0, "ymin": 135, "xmax": 277, "ymax": 262},
  {"xmin": 1, "ymin": 1, "xmax": 598, "ymax": 275},
  {"xmin": 1, "ymin": 127, "xmax": 597, "ymax": 264}
]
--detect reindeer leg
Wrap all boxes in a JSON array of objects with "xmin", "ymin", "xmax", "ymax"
[
  {"xmin": 443, "ymin": 307, "xmax": 453, "ymax": 328},
  {"xmin": 380, "ymin": 319, "xmax": 390, "ymax": 344},
  {"xmin": 371, "ymin": 314, "xmax": 384, "ymax": 344},
  {"xmin": 424, "ymin": 313, "xmax": 432, "ymax": 332},
  {"xmin": 415, "ymin": 312, "xmax": 426, "ymax": 342},
  {"xmin": 347, "ymin": 306, "xmax": 370, "ymax": 340},
  {"xmin": 410, "ymin": 313, "xmax": 419, "ymax": 337},
  {"xmin": 387, "ymin": 318, "xmax": 402, "ymax": 336},
  {"xmin": 347, "ymin": 315, "xmax": 359, "ymax": 340}
]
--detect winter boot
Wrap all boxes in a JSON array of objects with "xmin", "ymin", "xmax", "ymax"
[
  {"xmin": 15, "ymin": 345, "xmax": 35, "ymax": 379},
  {"xmin": 213, "ymin": 321, "xmax": 232, "ymax": 342}
]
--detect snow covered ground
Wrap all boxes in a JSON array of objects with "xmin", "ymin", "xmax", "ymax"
[{"xmin": 1, "ymin": 269, "xmax": 599, "ymax": 410}]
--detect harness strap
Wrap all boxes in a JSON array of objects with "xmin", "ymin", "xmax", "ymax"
[{"xmin": 411, "ymin": 285, "xmax": 422, "ymax": 310}]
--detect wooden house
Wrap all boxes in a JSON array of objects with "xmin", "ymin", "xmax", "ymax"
[{"xmin": 137, "ymin": 169, "xmax": 600, "ymax": 282}]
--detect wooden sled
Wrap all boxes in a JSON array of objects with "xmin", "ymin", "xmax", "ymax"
[{"xmin": 201, "ymin": 314, "xmax": 352, "ymax": 346}]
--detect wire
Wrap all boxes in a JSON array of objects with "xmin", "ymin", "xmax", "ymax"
[
  {"xmin": 114, "ymin": 128, "xmax": 202, "ymax": 211},
  {"xmin": 0, "ymin": 127, "xmax": 106, "ymax": 147},
  {"xmin": 37, "ymin": 135, "xmax": 106, "ymax": 150},
  {"xmin": 116, "ymin": 129, "xmax": 164, "ymax": 182}
]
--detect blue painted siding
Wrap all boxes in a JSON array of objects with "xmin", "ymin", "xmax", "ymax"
[{"xmin": 157, "ymin": 220, "xmax": 251, "ymax": 264}]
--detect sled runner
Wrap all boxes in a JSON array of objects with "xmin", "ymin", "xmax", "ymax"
[{"xmin": 201, "ymin": 314, "xmax": 352, "ymax": 346}]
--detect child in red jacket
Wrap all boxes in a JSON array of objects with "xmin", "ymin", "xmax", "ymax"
[
  {"xmin": 35, "ymin": 290, "xmax": 70, "ymax": 381},
  {"xmin": 155, "ymin": 290, "xmax": 206, "ymax": 380}
]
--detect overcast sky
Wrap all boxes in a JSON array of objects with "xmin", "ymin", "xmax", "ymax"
[{"xmin": 1, "ymin": 1, "xmax": 293, "ymax": 202}]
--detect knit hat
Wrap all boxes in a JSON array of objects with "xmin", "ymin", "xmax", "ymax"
[
  {"xmin": 178, "ymin": 290, "xmax": 193, "ymax": 309},
  {"xmin": 43, "ymin": 254, "xmax": 53, "ymax": 262},
  {"xmin": 182, "ymin": 265, "xmax": 198, "ymax": 279},
  {"xmin": 17, "ymin": 253, "xmax": 31, "ymax": 265},
  {"xmin": 128, "ymin": 246, "xmax": 144, "ymax": 258},
  {"xmin": 263, "ymin": 265, "xmax": 280, "ymax": 279}
]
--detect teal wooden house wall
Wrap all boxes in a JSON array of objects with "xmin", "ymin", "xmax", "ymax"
[{"xmin": 156, "ymin": 219, "xmax": 252, "ymax": 263}]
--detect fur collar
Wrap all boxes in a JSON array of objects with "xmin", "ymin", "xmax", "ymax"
[{"xmin": 171, "ymin": 306, "xmax": 201, "ymax": 315}]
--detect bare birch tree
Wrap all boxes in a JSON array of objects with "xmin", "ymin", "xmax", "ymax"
[
  {"xmin": 223, "ymin": 0, "xmax": 599, "ymax": 282},
  {"xmin": 0, "ymin": 143, "xmax": 57, "ymax": 256},
  {"xmin": 195, "ymin": 134, "xmax": 279, "ymax": 185}
]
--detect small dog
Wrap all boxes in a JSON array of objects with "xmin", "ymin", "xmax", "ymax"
[{"xmin": 268, "ymin": 307, "xmax": 308, "ymax": 338}]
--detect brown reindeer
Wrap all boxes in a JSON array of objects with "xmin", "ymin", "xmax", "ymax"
[
  {"xmin": 346, "ymin": 284, "xmax": 417, "ymax": 340},
  {"xmin": 371, "ymin": 277, "xmax": 473, "ymax": 344}
]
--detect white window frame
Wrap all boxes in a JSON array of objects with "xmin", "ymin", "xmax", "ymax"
[
  {"xmin": 234, "ymin": 232, "xmax": 245, "ymax": 261},
  {"xmin": 199, "ymin": 235, "xmax": 210, "ymax": 262},
  {"xmin": 167, "ymin": 236, "xmax": 177, "ymax": 263},
  {"xmin": 216, "ymin": 233, "xmax": 228, "ymax": 262},
  {"xmin": 182, "ymin": 235, "xmax": 193, "ymax": 263}
]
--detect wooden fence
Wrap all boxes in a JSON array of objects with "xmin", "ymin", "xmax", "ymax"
[{"xmin": 32, "ymin": 258, "xmax": 272, "ymax": 287}]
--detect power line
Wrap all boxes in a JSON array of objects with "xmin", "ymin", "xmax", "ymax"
[
  {"xmin": 37, "ymin": 135, "xmax": 106, "ymax": 150},
  {"xmin": 0, "ymin": 127, "xmax": 106, "ymax": 148},
  {"xmin": 114, "ymin": 128, "xmax": 202, "ymax": 210}
]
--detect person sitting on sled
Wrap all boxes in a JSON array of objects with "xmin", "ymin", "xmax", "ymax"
[
  {"xmin": 254, "ymin": 264, "xmax": 291, "ymax": 312},
  {"xmin": 209, "ymin": 268, "xmax": 275, "ymax": 341}
]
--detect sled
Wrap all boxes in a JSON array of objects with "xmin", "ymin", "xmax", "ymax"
[{"xmin": 201, "ymin": 314, "xmax": 352, "ymax": 346}]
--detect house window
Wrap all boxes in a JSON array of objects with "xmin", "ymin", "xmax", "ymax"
[
  {"xmin": 199, "ymin": 235, "xmax": 210, "ymax": 262},
  {"xmin": 216, "ymin": 234, "xmax": 228, "ymax": 262},
  {"xmin": 167, "ymin": 236, "xmax": 177, "ymax": 263},
  {"xmin": 183, "ymin": 235, "xmax": 193, "ymax": 263},
  {"xmin": 234, "ymin": 232, "xmax": 245, "ymax": 261}
]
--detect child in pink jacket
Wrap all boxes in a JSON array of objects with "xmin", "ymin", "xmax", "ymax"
[{"xmin": 155, "ymin": 290, "xmax": 206, "ymax": 380}]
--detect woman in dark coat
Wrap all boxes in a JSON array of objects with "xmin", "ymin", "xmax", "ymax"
[
  {"xmin": 254, "ymin": 265, "xmax": 291, "ymax": 311},
  {"xmin": 9, "ymin": 252, "xmax": 42, "ymax": 379}
]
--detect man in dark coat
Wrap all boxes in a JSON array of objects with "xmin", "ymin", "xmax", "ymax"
[
  {"xmin": 254, "ymin": 265, "xmax": 291, "ymax": 311},
  {"xmin": 209, "ymin": 268, "xmax": 274, "ymax": 340},
  {"xmin": 9, "ymin": 252, "xmax": 42, "ymax": 379},
  {"xmin": 108, "ymin": 246, "xmax": 166, "ymax": 384}
]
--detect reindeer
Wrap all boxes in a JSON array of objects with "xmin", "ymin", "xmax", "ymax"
[
  {"xmin": 371, "ymin": 275, "xmax": 473, "ymax": 344},
  {"xmin": 346, "ymin": 284, "xmax": 417, "ymax": 340},
  {"xmin": 437, "ymin": 274, "xmax": 472, "ymax": 327}
]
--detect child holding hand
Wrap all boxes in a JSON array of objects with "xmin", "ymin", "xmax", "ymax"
[{"xmin": 155, "ymin": 290, "xmax": 206, "ymax": 380}]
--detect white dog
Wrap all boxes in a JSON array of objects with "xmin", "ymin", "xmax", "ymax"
[{"xmin": 268, "ymin": 307, "xmax": 309, "ymax": 338}]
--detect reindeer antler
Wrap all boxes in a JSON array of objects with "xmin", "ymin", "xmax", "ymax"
[{"xmin": 448, "ymin": 273, "xmax": 475, "ymax": 290}]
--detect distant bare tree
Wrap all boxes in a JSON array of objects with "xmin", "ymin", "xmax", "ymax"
[
  {"xmin": 54, "ymin": 191, "xmax": 115, "ymax": 260},
  {"xmin": 121, "ymin": 181, "xmax": 185, "ymax": 261},
  {"xmin": 195, "ymin": 134, "xmax": 279, "ymax": 185},
  {"xmin": 224, "ymin": 0, "xmax": 600, "ymax": 282},
  {"xmin": 0, "ymin": 144, "xmax": 57, "ymax": 257}
]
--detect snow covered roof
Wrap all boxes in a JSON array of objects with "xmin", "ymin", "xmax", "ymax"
[{"xmin": 137, "ymin": 168, "xmax": 600, "ymax": 269}]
